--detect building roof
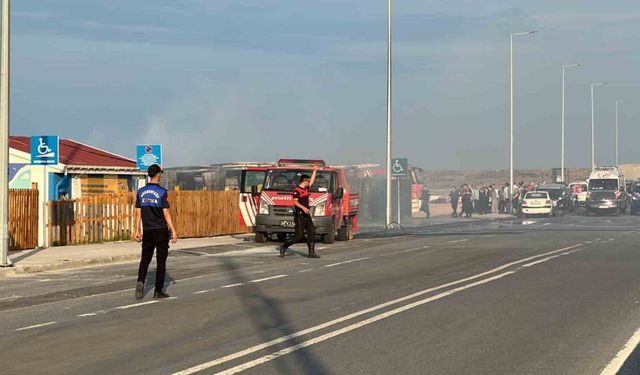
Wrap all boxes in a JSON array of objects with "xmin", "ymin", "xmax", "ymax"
[{"xmin": 9, "ymin": 136, "xmax": 136, "ymax": 168}]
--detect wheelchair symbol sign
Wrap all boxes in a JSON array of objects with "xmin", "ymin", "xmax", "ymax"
[
  {"xmin": 391, "ymin": 158, "xmax": 408, "ymax": 177},
  {"xmin": 30, "ymin": 136, "xmax": 59, "ymax": 165}
]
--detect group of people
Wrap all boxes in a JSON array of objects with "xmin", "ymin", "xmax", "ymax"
[{"xmin": 447, "ymin": 181, "xmax": 542, "ymax": 218}]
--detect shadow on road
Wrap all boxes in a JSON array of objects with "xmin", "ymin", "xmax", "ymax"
[{"xmin": 216, "ymin": 256, "xmax": 330, "ymax": 374}]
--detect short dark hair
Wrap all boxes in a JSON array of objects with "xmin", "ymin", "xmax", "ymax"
[
  {"xmin": 299, "ymin": 174, "xmax": 311, "ymax": 183},
  {"xmin": 148, "ymin": 164, "xmax": 163, "ymax": 178}
]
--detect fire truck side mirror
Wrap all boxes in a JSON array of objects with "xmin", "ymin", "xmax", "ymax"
[
  {"xmin": 334, "ymin": 187, "xmax": 344, "ymax": 200},
  {"xmin": 251, "ymin": 185, "xmax": 260, "ymax": 195}
]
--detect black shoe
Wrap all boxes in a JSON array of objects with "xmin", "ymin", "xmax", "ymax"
[
  {"xmin": 308, "ymin": 253, "xmax": 320, "ymax": 258},
  {"xmin": 135, "ymin": 282, "xmax": 144, "ymax": 300},
  {"xmin": 154, "ymin": 290, "xmax": 170, "ymax": 299}
]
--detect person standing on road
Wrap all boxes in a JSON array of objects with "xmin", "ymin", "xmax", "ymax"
[
  {"xmin": 449, "ymin": 186, "xmax": 460, "ymax": 217},
  {"xmin": 462, "ymin": 185, "xmax": 473, "ymax": 218},
  {"xmin": 421, "ymin": 186, "xmax": 431, "ymax": 218},
  {"xmin": 503, "ymin": 183, "xmax": 511, "ymax": 213},
  {"xmin": 279, "ymin": 164, "xmax": 319, "ymax": 258},
  {"xmin": 134, "ymin": 164, "xmax": 178, "ymax": 300}
]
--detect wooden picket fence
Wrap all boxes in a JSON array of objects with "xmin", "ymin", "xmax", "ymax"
[
  {"xmin": 47, "ymin": 190, "xmax": 246, "ymax": 246},
  {"xmin": 9, "ymin": 189, "xmax": 39, "ymax": 250}
]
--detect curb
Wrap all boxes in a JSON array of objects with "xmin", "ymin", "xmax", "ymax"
[{"xmin": 0, "ymin": 253, "xmax": 143, "ymax": 278}]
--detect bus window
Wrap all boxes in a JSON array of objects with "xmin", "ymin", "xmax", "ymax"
[{"xmin": 242, "ymin": 170, "xmax": 266, "ymax": 193}]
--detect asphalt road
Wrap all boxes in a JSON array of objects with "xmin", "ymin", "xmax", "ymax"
[{"xmin": 1, "ymin": 211, "xmax": 640, "ymax": 375}]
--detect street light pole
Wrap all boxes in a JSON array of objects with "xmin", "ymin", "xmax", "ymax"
[
  {"xmin": 0, "ymin": 0, "xmax": 10, "ymax": 267},
  {"xmin": 385, "ymin": 0, "xmax": 393, "ymax": 227},
  {"xmin": 590, "ymin": 82, "xmax": 607, "ymax": 170},
  {"xmin": 615, "ymin": 99, "xmax": 628, "ymax": 166},
  {"xmin": 561, "ymin": 64, "xmax": 580, "ymax": 183},
  {"xmin": 509, "ymin": 31, "xmax": 536, "ymax": 210}
]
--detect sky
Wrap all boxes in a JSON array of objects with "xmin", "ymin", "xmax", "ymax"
[{"xmin": 8, "ymin": 0, "xmax": 640, "ymax": 170}]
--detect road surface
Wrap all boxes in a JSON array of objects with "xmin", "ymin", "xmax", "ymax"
[{"xmin": 1, "ymin": 212, "xmax": 639, "ymax": 374}]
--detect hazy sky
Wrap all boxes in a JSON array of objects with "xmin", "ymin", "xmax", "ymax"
[{"xmin": 9, "ymin": 0, "xmax": 640, "ymax": 169}]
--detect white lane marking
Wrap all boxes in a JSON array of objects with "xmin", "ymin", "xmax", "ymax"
[
  {"xmin": 0, "ymin": 295, "xmax": 22, "ymax": 302},
  {"xmin": 595, "ymin": 238, "xmax": 602, "ymax": 241},
  {"xmin": 212, "ymin": 272, "xmax": 517, "ymax": 375},
  {"xmin": 483, "ymin": 234, "xmax": 497, "ymax": 238},
  {"xmin": 600, "ymin": 326, "xmax": 640, "ymax": 375},
  {"xmin": 620, "ymin": 230, "xmax": 636, "ymax": 236},
  {"xmin": 521, "ymin": 248, "xmax": 583, "ymax": 268},
  {"xmin": 394, "ymin": 247, "xmax": 423, "ymax": 255},
  {"xmin": 78, "ymin": 312, "xmax": 102, "ymax": 317},
  {"xmin": 423, "ymin": 245, "xmax": 431, "ymax": 248},
  {"xmin": 318, "ymin": 247, "xmax": 327, "ymax": 250},
  {"xmin": 16, "ymin": 321, "xmax": 56, "ymax": 331},
  {"xmin": 543, "ymin": 223, "xmax": 551, "ymax": 226},
  {"xmin": 194, "ymin": 289, "xmax": 216, "ymax": 295},
  {"xmin": 586, "ymin": 241, "xmax": 593, "ymax": 244},
  {"xmin": 608, "ymin": 238, "xmax": 615, "ymax": 242},
  {"xmin": 221, "ymin": 283, "xmax": 243, "ymax": 288},
  {"xmin": 116, "ymin": 300, "xmax": 159, "ymax": 310},
  {"xmin": 447, "ymin": 239, "xmax": 469, "ymax": 243},
  {"xmin": 325, "ymin": 257, "xmax": 371, "ymax": 268},
  {"xmin": 298, "ymin": 269, "xmax": 314, "ymax": 273},
  {"xmin": 249, "ymin": 275, "xmax": 287, "ymax": 283},
  {"xmin": 172, "ymin": 244, "xmax": 582, "ymax": 375}
]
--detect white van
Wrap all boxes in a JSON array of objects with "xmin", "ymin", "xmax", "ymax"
[{"xmin": 586, "ymin": 167, "xmax": 630, "ymax": 215}]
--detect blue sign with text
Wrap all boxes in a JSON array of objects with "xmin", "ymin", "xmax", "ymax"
[
  {"xmin": 136, "ymin": 144, "xmax": 162, "ymax": 170},
  {"xmin": 30, "ymin": 136, "xmax": 59, "ymax": 165}
]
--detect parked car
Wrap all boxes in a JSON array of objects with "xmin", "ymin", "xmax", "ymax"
[
  {"xmin": 536, "ymin": 184, "xmax": 572, "ymax": 215},
  {"xmin": 522, "ymin": 191, "xmax": 553, "ymax": 217}
]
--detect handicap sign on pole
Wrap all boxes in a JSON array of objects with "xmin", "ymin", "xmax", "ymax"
[
  {"xmin": 136, "ymin": 144, "xmax": 162, "ymax": 171},
  {"xmin": 30, "ymin": 136, "xmax": 59, "ymax": 165},
  {"xmin": 391, "ymin": 158, "xmax": 408, "ymax": 177}
]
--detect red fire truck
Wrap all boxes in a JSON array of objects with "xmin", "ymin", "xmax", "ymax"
[{"xmin": 253, "ymin": 159, "xmax": 359, "ymax": 244}]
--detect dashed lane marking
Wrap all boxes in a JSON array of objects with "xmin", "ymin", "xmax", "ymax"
[
  {"xmin": 325, "ymin": 257, "xmax": 371, "ymax": 268},
  {"xmin": 298, "ymin": 269, "xmax": 314, "ymax": 273},
  {"xmin": 194, "ymin": 289, "xmax": 216, "ymax": 295},
  {"xmin": 16, "ymin": 321, "xmax": 56, "ymax": 331},
  {"xmin": 221, "ymin": 283, "xmax": 243, "ymax": 288},
  {"xmin": 249, "ymin": 275, "xmax": 287, "ymax": 283},
  {"xmin": 116, "ymin": 300, "xmax": 159, "ymax": 310},
  {"xmin": 447, "ymin": 239, "xmax": 469, "ymax": 244}
]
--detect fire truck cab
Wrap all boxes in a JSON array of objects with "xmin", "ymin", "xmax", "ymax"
[{"xmin": 254, "ymin": 159, "xmax": 359, "ymax": 244}]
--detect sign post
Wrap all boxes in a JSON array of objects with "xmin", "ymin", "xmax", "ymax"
[
  {"xmin": 136, "ymin": 144, "xmax": 162, "ymax": 171},
  {"xmin": 391, "ymin": 158, "xmax": 408, "ymax": 225},
  {"xmin": 30, "ymin": 136, "xmax": 59, "ymax": 249}
]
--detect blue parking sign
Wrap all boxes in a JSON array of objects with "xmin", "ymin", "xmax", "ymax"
[
  {"xmin": 30, "ymin": 136, "xmax": 59, "ymax": 165},
  {"xmin": 136, "ymin": 144, "xmax": 162, "ymax": 170}
]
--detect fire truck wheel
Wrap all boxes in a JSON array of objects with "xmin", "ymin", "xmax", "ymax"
[
  {"xmin": 324, "ymin": 223, "xmax": 335, "ymax": 244},
  {"xmin": 338, "ymin": 219, "xmax": 351, "ymax": 241},
  {"xmin": 255, "ymin": 232, "xmax": 267, "ymax": 243}
]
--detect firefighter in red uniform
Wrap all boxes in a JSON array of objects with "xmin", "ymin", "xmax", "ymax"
[{"xmin": 279, "ymin": 164, "xmax": 320, "ymax": 258}]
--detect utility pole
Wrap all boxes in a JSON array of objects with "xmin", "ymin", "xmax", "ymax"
[
  {"xmin": 0, "ymin": 0, "xmax": 11, "ymax": 267},
  {"xmin": 385, "ymin": 0, "xmax": 393, "ymax": 227}
]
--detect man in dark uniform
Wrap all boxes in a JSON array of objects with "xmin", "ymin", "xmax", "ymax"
[
  {"xmin": 449, "ymin": 186, "xmax": 459, "ymax": 217},
  {"xmin": 279, "ymin": 164, "xmax": 319, "ymax": 258},
  {"xmin": 133, "ymin": 164, "xmax": 178, "ymax": 300}
]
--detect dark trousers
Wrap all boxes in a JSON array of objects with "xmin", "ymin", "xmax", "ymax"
[
  {"xmin": 282, "ymin": 214, "xmax": 316, "ymax": 252},
  {"xmin": 137, "ymin": 228, "xmax": 169, "ymax": 291},
  {"xmin": 451, "ymin": 201, "xmax": 458, "ymax": 217}
]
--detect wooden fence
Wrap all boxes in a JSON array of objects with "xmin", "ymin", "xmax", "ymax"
[
  {"xmin": 9, "ymin": 189, "xmax": 39, "ymax": 250},
  {"xmin": 47, "ymin": 190, "xmax": 246, "ymax": 246}
]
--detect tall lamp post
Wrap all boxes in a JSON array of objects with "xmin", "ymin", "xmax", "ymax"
[
  {"xmin": 561, "ymin": 63, "xmax": 580, "ymax": 183},
  {"xmin": 385, "ymin": 0, "xmax": 393, "ymax": 227},
  {"xmin": 615, "ymin": 99, "xmax": 628, "ymax": 166},
  {"xmin": 509, "ymin": 30, "xmax": 536, "ymax": 208},
  {"xmin": 0, "ymin": 0, "xmax": 10, "ymax": 267},
  {"xmin": 590, "ymin": 82, "xmax": 607, "ymax": 170}
]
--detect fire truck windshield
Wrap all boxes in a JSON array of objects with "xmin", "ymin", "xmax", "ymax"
[{"xmin": 263, "ymin": 170, "xmax": 334, "ymax": 193}]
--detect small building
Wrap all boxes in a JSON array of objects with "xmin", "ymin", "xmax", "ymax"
[{"xmin": 9, "ymin": 136, "xmax": 146, "ymax": 247}]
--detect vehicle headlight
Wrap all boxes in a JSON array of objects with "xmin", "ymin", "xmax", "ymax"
[
  {"xmin": 313, "ymin": 202, "xmax": 326, "ymax": 216},
  {"xmin": 259, "ymin": 200, "xmax": 270, "ymax": 215}
]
